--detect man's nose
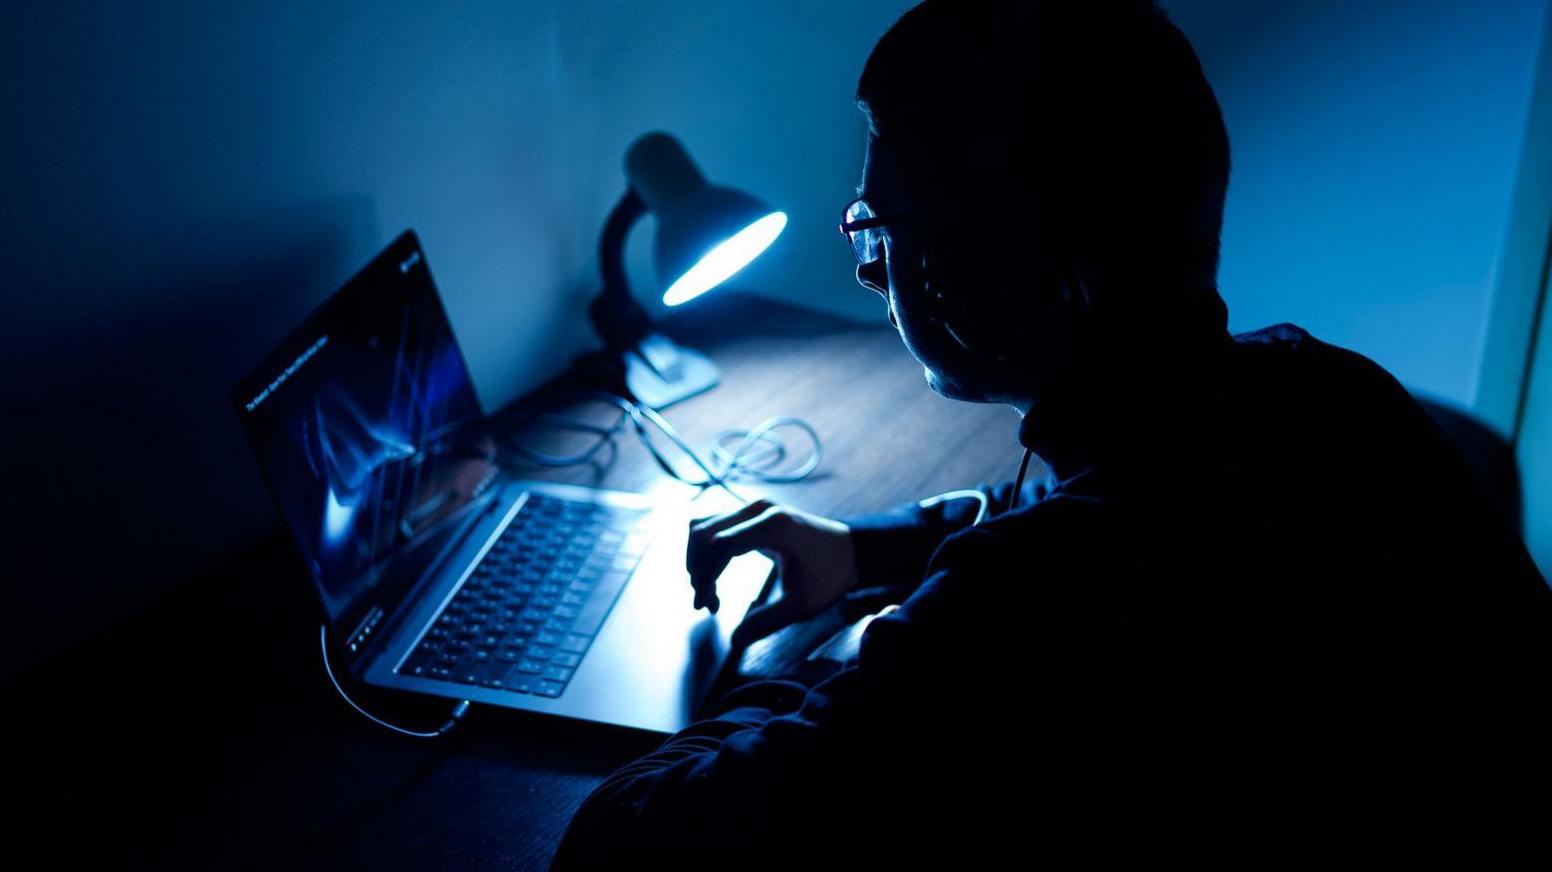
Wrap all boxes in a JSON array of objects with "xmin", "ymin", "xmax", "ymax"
[{"xmin": 856, "ymin": 258, "xmax": 888, "ymax": 297}]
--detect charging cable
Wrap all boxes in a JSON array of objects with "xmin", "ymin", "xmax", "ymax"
[
  {"xmin": 915, "ymin": 447, "xmax": 1036, "ymax": 526},
  {"xmin": 502, "ymin": 391, "xmax": 822, "ymax": 504},
  {"xmin": 1009, "ymin": 447, "xmax": 1033, "ymax": 513},
  {"xmin": 916, "ymin": 489, "xmax": 991, "ymax": 526},
  {"xmin": 320, "ymin": 624, "xmax": 471, "ymax": 739}
]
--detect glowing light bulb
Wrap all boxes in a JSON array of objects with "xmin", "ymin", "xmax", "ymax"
[{"xmin": 662, "ymin": 212, "xmax": 787, "ymax": 306}]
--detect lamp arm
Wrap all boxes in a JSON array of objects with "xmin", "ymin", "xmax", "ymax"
[{"xmin": 589, "ymin": 187, "xmax": 655, "ymax": 352}]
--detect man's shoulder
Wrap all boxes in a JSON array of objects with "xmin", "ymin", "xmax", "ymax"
[
  {"xmin": 1232, "ymin": 321, "xmax": 1390, "ymax": 374},
  {"xmin": 1231, "ymin": 321, "xmax": 1312, "ymax": 349},
  {"xmin": 1229, "ymin": 322, "xmax": 1417, "ymax": 409}
]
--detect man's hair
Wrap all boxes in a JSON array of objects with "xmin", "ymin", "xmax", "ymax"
[{"xmin": 857, "ymin": 0, "xmax": 1231, "ymax": 324}]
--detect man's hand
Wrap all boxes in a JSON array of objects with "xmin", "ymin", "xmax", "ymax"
[{"xmin": 686, "ymin": 499, "xmax": 859, "ymax": 648}]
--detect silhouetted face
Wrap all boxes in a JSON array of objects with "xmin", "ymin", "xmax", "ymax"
[{"xmin": 855, "ymin": 135, "xmax": 1021, "ymax": 407}]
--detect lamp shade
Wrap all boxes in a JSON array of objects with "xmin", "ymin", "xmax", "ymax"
[{"xmin": 624, "ymin": 132, "xmax": 786, "ymax": 306}]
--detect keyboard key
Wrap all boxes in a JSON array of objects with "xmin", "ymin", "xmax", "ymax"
[
  {"xmin": 413, "ymin": 492, "xmax": 647, "ymax": 693},
  {"xmin": 572, "ymin": 571, "xmax": 632, "ymax": 636}
]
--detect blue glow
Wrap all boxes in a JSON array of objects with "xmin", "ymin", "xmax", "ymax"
[
  {"xmin": 323, "ymin": 486, "xmax": 355, "ymax": 545},
  {"xmin": 662, "ymin": 212, "xmax": 787, "ymax": 306}
]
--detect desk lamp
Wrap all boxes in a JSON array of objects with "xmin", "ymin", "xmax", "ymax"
[{"xmin": 588, "ymin": 132, "xmax": 786, "ymax": 408}]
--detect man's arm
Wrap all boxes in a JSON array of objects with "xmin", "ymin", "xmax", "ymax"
[
  {"xmin": 550, "ymin": 527, "xmax": 1020, "ymax": 870},
  {"xmin": 548, "ymin": 669, "xmax": 885, "ymax": 870},
  {"xmin": 842, "ymin": 473, "xmax": 1042, "ymax": 591},
  {"xmin": 550, "ymin": 499, "xmax": 1132, "ymax": 870}
]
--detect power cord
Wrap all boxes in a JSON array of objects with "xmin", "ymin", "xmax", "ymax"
[
  {"xmin": 320, "ymin": 624, "xmax": 470, "ymax": 739},
  {"xmin": 915, "ymin": 446, "xmax": 1035, "ymax": 526},
  {"xmin": 501, "ymin": 391, "xmax": 822, "ymax": 504},
  {"xmin": 916, "ymin": 489, "xmax": 991, "ymax": 526},
  {"xmin": 1009, "ymin": 447, "xmax": 1034, "ymax": 513}
]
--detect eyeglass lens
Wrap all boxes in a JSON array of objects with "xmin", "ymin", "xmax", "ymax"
[{"xmin": 844, "ymin": 199, "xmax": 883, "ymax": 265}]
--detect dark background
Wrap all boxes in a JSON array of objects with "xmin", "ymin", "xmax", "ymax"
[{"xmin": 2, "ymin": 0, "xmax": 1550, "ymax": 701}]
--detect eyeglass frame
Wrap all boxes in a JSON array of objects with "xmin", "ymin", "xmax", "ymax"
[{"xmin": 838, "ymin": 196, "xmax": 906, "ymax": 266}]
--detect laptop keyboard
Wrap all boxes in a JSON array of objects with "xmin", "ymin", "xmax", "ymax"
[{"xmin": 396, "ymin": 491, "xmax": 650, "ymax": 698}]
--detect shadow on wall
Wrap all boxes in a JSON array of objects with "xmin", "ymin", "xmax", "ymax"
[{"xmin": 0, "ymin": 197, "xmax": 379, "ymax": 681}]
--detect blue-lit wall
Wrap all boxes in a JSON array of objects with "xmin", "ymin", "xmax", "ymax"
[
  {"xmin": 0, "ymin": 0, "xmax": 912, "ymax": 679},
  {"xmin": 2, "ymin": 0, "xmax": 1547, "ymax": 677},
  {"xmin": 1161, "ymin": 0, "xmax": 1551, "ymax": 436},
  {"xmin": 1519, "ymin": 288, "xmax": 1552, "ymax": 581}
]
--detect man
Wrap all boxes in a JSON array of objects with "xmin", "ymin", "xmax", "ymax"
[{"xmin": 552, "ymin": 1, "xmax": 1552, "ymax": 867}]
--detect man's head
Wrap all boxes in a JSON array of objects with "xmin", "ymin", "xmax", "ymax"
[{"xmin": 851, "ymin": 0, "xmax": 1231, "ymax": 409}]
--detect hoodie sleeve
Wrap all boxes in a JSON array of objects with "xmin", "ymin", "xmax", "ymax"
[
  {"xmin": 547, "ymin": 668, "xmax": 889, "ymax": 870},
  {"xmin": 840, "ymin": 474, "xmax": 1043, "ymax": 593},
  {"xmin": 548, "ymin": 505, "xmax": 1092, "ymax": 871}
]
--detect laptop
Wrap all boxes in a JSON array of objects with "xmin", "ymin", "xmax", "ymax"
[{"xmin": 232, "ymin": 229, "xmax": 774, "ymax": 735}]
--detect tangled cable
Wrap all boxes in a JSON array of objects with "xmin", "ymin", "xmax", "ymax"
[{"xmin": 500, "ymin": 391, "xmax": 822, "ymax": 503}]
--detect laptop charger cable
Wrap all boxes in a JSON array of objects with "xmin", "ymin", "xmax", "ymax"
[{"xmin": 320, "ymin": 624, "xmax": 472, "ymax": 739}]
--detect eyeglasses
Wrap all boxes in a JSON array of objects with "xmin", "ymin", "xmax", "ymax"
[{"xmin": 838, "ymin": 197, "xmax": 900, "ymax": 266}]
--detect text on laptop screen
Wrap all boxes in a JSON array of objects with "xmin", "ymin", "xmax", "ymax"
[{"xmin": 236, "ymin": 237, "xmax": 491, "ymax": 621}]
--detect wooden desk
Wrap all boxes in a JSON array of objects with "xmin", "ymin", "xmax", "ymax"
[{"xmin": 2, "ymin": 294, "xmax": 1035, "ymax": 869}]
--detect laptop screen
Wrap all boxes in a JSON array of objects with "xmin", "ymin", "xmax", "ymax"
[{"xmin": 233, "ymin": 231, "xmax": 492, "ymax": 624}]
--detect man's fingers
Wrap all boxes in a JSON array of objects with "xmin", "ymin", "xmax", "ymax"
[
  {"xmin": 686, "ymin": 500, "xmax": 773, "ymax": 611},
  {"xmin": 687, "ymin": 504, "xmax": 789, "ymax": 611},
  {"xmin": 689, "ymin": 498, "xmax": 774, "ymax": 544},
  {"xmin": 731, "ymin": 596, "xmax": 806, "ymax": 649}
]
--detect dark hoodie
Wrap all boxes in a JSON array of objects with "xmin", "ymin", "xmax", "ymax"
[{"xmin": 550, "ymin": 323, "xmax": 1552, "ymax": 870}]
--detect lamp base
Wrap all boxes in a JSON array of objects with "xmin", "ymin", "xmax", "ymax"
[{"xmin": 625, "ymin": 332, "xmax": 719, "ymax": 409}]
